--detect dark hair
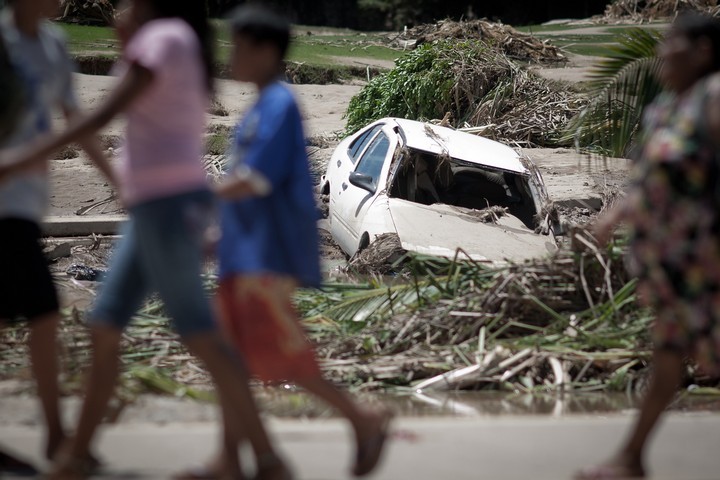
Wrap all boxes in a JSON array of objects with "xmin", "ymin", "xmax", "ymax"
[
  {"xmin": 144, "ymin": 0, "xmax": 215, "ymax": 91},
  {"xmin": 229, "ymin": 5, "xmax": 291, "ymax": 59},
  {"xmin": 673, "ymin": 12, "xmax": 720, "ymax": 73}
]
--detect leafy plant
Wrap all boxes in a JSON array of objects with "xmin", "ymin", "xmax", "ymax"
[
  {"xmin": 562, "ymin": 27, "xmax": 664, "ymax": 157},
  {"xmin": 344, "ymin": 39, "xmax": 585, "ymax": 147},
  {"xmin": 344, "ymin": 40, "xmax": 466, "ymax": 134}
]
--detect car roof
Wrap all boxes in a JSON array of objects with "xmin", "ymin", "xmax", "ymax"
[{"xmin": 386, "ymin": 118, "xmax": 528, "ymax": 174}]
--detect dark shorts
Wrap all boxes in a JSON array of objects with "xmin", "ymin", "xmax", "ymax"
[{"xmin": 0, "ymin": 218, "xmax": 59, "ymax": 321}]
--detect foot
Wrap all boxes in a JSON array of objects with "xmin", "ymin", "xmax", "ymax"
[
  {"xmin": 48, "ymin": 455, "xmax": 97, "ymax": 480},
  {"xmin": 48, "ymin": 437, "xmax": 103, "ymax": 477},
  {"xmin": 254, "ymin": 453, "xmax": 293, "ymax": 480},
  {"xmin": 352, "ymin": 409, "xmax": 394, "ymax": 477},
  {"xmin": 174, "ymin": 454, "xmax": 245, "ymax": 480},
  {"xmin": 0, "ymin": 449, "xmax": 39, "ymax": 477},
  {"xmin": 575, "ymin": 455, "xmax": 645, "ymax": 479}
]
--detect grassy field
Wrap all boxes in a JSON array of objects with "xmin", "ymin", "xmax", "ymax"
[
  {"xmin": 60, "ymin": 21, "xmax": 402, "ymax": 67},
  {"xmin": 517, "ymin": 23, "xmax": 666, "ymax": 57}
]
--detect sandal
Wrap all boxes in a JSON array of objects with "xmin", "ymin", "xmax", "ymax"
[
  {"xmin": 0, "ymin": 449, "xmax": 39, "ymax": 477},
  {"xmin": 352, "ymin": 410, "xmax": 394, "ymax": 477}
]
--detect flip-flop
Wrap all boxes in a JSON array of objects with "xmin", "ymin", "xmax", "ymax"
[
  {"xmin": 574, "ymin": 464, "xmax": 646, "ymax": 479},
  {"xmin": 352, "ymin": 410, "xmax": 394, "ymax": 477},
  {"xmin": 0, "ymin": 449, "xmax": 39, "ymax": 477}
]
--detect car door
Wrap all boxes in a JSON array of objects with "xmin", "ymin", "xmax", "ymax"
[
  {"xmin": 334, "ymin": 127, "xmax": 396, "ymax": 254},
  {"xmin": 329, "ymin": 123, "xmax": 384, "ymax": 252}
]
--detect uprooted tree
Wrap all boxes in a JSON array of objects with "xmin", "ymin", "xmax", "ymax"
[
  {"xmin": 58, "ymin": 0, "xmax": 115, "ymax": 26},
  {"xmin": 344, "ymin": 38, "xmax": 586, "ymax": 147}
]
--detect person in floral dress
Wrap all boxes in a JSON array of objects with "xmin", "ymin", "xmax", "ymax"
[{"xmin": 577, "ymin": 13, "xmax": 720, "ymax": 479}]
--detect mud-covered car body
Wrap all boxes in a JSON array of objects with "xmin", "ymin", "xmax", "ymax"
[{"xmin": 319, "ymin": 118, "xmax": 557, "ymax": 262}]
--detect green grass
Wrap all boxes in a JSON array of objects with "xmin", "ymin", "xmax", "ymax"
[
  {"xmin": 516, "ymin": 23, "xmax": 591, "ymax": 33},
  {"xmin": 517, "ymin": 24, "xmax": 666, "ymax": 58},
  {"xmin": 59, "ymin": 23, "xmax": 118, "ymax": 55},
  {"xmin": 214, "ymin": 19, "xmax": 400, "ymax": 66},
  {"xmin": 61, "ymin": 20, "xmax": 401, "ymax": 68}
]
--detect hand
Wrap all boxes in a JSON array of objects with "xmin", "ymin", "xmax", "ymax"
[
  {"xmin": 0, "ymin": 164, "xmax": 11, "ymax": 184},
  {"xmin": 589, "ymin": 209, "xmax": 621, "ymax": 247}
]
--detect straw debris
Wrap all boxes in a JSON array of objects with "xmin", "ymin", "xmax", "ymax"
[
  {"xmin": 393, "ymin": 19, "xmax": 567, "ymax": 65},
  {"xmin": 345, "ymin": 40, "xmax": 587, "ymax": 147},
  {"xmin": 301, "ymin": 229, "xmax": 663, "ymax": 392},
  {"xmin": 599, "ymin": 0, "xmax": 720, "ymax": 23}
]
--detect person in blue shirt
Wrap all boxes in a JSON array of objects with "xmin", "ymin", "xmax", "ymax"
[{"xmin": 196, "ymin": 6, "xmax": 393, "ymax": 480}]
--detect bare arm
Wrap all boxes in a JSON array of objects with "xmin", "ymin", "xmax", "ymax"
[
  {"xmin": 706, "ymin": 88, "xmax": 720, "ymax": 148},
  {"xmin": 214, "ymin": 165, "xmax": 272, "ymax": 200},
  {"xmin": 0, "ymin": 63, "xmax": 153, "ymax": 180},
  {"xmin": 591, "ymin": 189, "xmax": 639, "ymax": 246}
]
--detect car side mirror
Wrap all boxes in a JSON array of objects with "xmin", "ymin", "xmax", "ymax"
[{"xmin": 348, "ymin": 172, "xmax": 376, "ymax": 193}]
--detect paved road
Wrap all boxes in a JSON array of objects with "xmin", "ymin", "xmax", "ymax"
[{"xmin": 2, "ymin": 413, "xmax": 719, "ymax": 479}]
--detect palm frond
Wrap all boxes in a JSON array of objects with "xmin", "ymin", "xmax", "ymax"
[{"xmin": 562, "ymin": 28, "xmax": 664, "ymax": 156}]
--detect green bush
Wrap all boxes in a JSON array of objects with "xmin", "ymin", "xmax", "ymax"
[{"xmin": 345, "ymin": 40, "xmax": 502, "ymax": 135}]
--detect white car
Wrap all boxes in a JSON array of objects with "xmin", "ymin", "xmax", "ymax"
[{"xmin": 319, "ymin": 118, "xmax": 558, "ymax": 263}]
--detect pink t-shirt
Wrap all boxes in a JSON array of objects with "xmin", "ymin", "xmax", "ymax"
[{"xmin": 118, "ymin": 18, "xmax": 209, "ymax": 206}]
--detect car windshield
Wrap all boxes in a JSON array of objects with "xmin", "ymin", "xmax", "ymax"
[{"xmin": 388, "ymin": 149, "xmax": 539, "ymax": 229}]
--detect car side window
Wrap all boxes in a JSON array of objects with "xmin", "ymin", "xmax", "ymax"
[
  {"xmin": 348, "ymin": 125, "xmax": 382, "ymax": 163},
  {"xmin": 355, "ymin": 131, "xmax": 390, "ymax": 184}
]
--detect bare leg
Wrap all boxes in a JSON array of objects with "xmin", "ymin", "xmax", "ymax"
[
  {"xmin": 618, "ymin": 350, "xmax": 684, "ymax": 471},
  {"xmin": 28, "ymin": 312, "xmax": 65, "ymax": 460},
  {"xmin": 575, "ymin": 349, "xmax": 684, "ymax": 479},
  {"xmin": 50, "ymin": 325, "xmax": 122, "ymax": 479},
  {"xmin": 296, "ymin": 377, "xmax": 392, "ymax": 477},
  {"xmin": 183, "ymin": 333, "xmax": 289, "ymax": 480}
]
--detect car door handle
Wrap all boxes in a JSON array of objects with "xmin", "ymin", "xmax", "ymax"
[
  {"xmin": 337, "ymin": 159, "xmax": 342, "ymax": 167},
  {"xmin": 342, "ymin": 182, "xmax": 348, "ymax": 190}
]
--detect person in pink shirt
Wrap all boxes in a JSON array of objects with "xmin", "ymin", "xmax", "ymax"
[{"xmin": 1, "ymin": 1, "xmax": 289, "ymax": 478}]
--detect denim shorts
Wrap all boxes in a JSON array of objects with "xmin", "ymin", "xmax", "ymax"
[{"xmin": 90, "ymin": 189, "xmax": 217, "ymax": 338}]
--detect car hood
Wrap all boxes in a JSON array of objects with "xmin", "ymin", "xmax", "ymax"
[
  {"xmin": 387, "ymin": 198, "xmax": 556, "ymax": 263},
  {"xmin": 393, "ymin": 119, "xmax": 527, "ymax": 175}
]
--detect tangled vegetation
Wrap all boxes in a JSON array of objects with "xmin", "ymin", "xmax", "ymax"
[
  {"xmin": 600, "ymin": 0, "xmax": 720, "ymax": 23},
  {"xmin": 344, "ymin": 40, "xmax": 586, "ymax": 147},
  {"xmin": 395, "ymin": 19, "xmax": 566, "ymax": 64},
  {"xmin": 2, "ymin": 230, "xmax": 718, "ymax": 402}
]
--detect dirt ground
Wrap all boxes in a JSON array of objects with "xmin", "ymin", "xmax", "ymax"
[{"xmin": 50, "ymin": 67, "xmax": 625, "ymax": 218}]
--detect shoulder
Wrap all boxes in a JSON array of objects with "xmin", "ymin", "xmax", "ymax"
[
  {"xmin": 130, "ymin": 18, "xmax": 198, "ymax": 52},
  {"xmin": 261, "ymin": 82, "xmax": 302, "ymax": 122}
]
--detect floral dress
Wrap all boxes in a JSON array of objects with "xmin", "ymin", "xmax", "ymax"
[{"xmin": 628, "ymin": 73, "xmax": 720, "ymax": 375}]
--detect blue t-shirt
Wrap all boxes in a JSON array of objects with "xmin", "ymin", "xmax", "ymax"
[{"xmin": 218, "ymin": 81, "xmax": 321, "ymax": 287}]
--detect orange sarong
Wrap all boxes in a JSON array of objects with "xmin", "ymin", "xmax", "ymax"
[{"xmin": 216, "ymin": 275, "xmax": 322, "ymax": 382}]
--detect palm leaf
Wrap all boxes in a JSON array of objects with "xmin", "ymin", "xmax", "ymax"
[
  {"xmin": 562, "ymin": 28, "xmax": 664, "ymax": 156},
  {"xmin": 306, "ymin": 282, "xmax": 441, "ymax": 326}
]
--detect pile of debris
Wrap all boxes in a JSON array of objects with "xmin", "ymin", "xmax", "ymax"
[
  {"xmin": 600, "ymin": 0, "xmax": 720, "ymax": 23},
  {"xmin": 58, "ymin": 0, "xmax": 115, "ymax": 26},
  {"xmin": 345, "ymin": 40, "xmax": 587, "ymax": 146},
  {"xmin": 438, "ymin": 45, "xmax": 587, "ymax": 146},
  {"xmin": 347, "ymin": 233, "xmax": 406, "ymax": 275},
  {"xmin": 312, "ymin": 229, "xmax": 661, "ymax": 392},
  {"xmin": 392, "ymin": 19, "xmax": 566, "ymax": 64}
]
